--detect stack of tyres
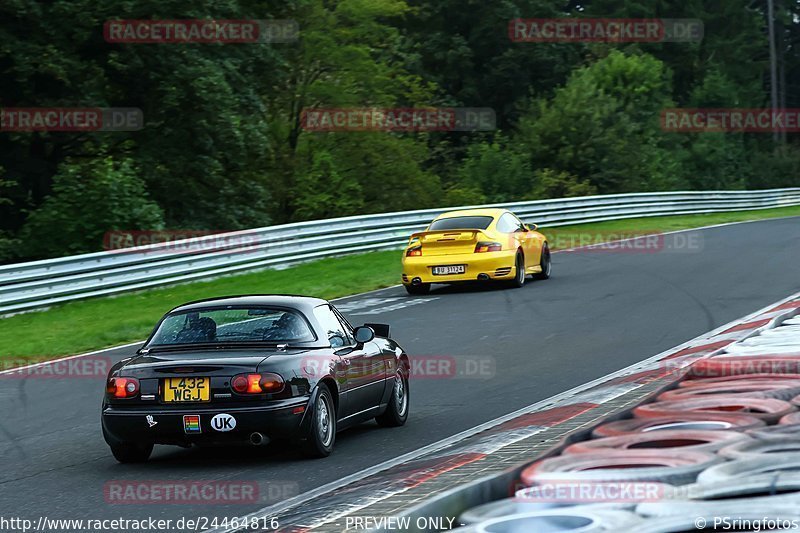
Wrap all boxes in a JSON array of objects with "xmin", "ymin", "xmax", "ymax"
[
  {"xmin": 562, "ymin": 430, "xmax": 749, "ymax": 454},
  {"xmin": 656, "ymin": 380, "xmax": 800, "ymax": 401},
  {"xmin": 455, "ymin": 509, "xmax": 643, "ymax": 532},
  {"xmin": 456, "ymin": 311, "xmax": 800, "ymax": 531},
  {"xmin": 636, "ymin": 473, "xmax": 800, "ymax": 517},
  {"xmin": 632, "ymin": 397, "xmax": 796, "ymax": 423},
  {"xmin": 678, "ymin": 373, "xmax": 800, "ymax": 387},
  {"xmin": 591, "ymin": 413, "xmax": 765, "ymax": 437},
  {"xmin": 519, "ymin": 450, "xmax": 721, "ymax": 487}
]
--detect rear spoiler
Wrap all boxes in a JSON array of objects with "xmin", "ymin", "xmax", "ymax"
[
  {"xmin": 365, "ymin": 323, "xmax": 390, "ymax": 338},
  {"xmin": 408, "ymin": 229, "xmax": 486, "ymax": 242}
]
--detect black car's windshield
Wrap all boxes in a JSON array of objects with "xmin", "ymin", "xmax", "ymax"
[
  {"xmin": 147, "ymin": 307, "xmax": 316, "ymax": 347},
  {"xmin": 429, "ymin": 216, "xmax": 493, "ymax": 231}
]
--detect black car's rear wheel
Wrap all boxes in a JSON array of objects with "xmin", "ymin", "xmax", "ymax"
[
  {"xmin": 301, "ymin": 383, "xmax": 336, "ymax": 458},
  {"xmin": 376, "ymin": 369, "xmax": 409, "ymax": 427},
  {"xmin": 110, "ymin": 441, "xmax": 153, "ymax": 463}
]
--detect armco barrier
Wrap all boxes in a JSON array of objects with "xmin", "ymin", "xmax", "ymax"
[{"xmin": 1, "ymin": 188, "xmax": 799, "ymax": 314}]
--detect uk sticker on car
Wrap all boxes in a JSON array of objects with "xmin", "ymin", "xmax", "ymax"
[{"xmin": 211, "ymin": 413, "xmax": 237, "ymax": 432}]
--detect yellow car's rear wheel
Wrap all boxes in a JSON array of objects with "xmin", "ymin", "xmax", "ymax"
[
  {"xmin": 405, "ymin": 282, "xmax": 430, "ymax": 295},
  {"xmin": 534, "ymin": 244, "xmax": 551, "ymax": 280},
  {"xmin": 511, "ymin": 252, "xmax": 526, "ymax": 288}
]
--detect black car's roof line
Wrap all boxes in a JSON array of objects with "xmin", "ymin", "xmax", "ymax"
[{"xmin": 142, "ymin": 341, "xmax": 325, "ymax": 353}]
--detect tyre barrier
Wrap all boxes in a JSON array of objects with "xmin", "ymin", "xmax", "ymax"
[
  {"xmin": 717, "ymin": 437, "xmax": 800, "ymax": 459},
  {"xmin": 679, "ymin": 373, "xmax": 800, "ymax": 387},
  {"xmin": 520, "ymin": 451, "xmax": 721, "ymax": 487},
  {"xmin": 687, "ymin": 356, "xmax": 800, "ymax": 378},
  {"xmin": 457, "ymin": 499, "xmax": 611, "ymax": 525},
  {"xmin": 455, "ymin": 509, "xmax": 643, "ymax": 532},
  {"xmin": 723, "ymin": 342, "xmax": 800, "ymax": 355},
  {"xmin": 563, "ymin": 430, "xmax": 749, "ymax": 455},
  {"xmin": 633, "ymin": 396, "xmax": 795, "ymax": 424},
  {"xmin": 458, "ymin": 490, "xmax": 652, "ymax": 525},
  {"xmin": 591, "ymin": 413, "xmax": 765, "ymax": 438},
  {"xmin": 746, "ymin": 423, "xmax": 800, "ymax": 440},
  {"xmin": 636, "ymin": 473, "xmax": 800, "ymax": 518},
  {"xmin": 696, "ymin": 452, "xmax": 800, "ymax": 483},
  {"xmin": 454, "ymin": 308, "xmax": 800, "ymax": 531},
  {"xmin": 657, "ymin": 381, "xmax": 800, "ymax": 402}
]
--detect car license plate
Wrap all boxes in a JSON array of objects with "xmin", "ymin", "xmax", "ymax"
[
  {"xmin": 432, "ymin": 265, "xmax": 466, "ymax": 275},
  {"xmin": 163, "ymin": 377, "xmax": 210, "ymax": 402}
]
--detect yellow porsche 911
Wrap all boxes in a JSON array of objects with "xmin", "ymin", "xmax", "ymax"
[{"xmin": 401, "ymin": 208, "xmax": 551, "ymax": 295}]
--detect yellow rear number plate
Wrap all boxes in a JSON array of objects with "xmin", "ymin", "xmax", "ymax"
[{"xmin": 163, "ymin": 377, "xmax": 210, "ymax": 402}]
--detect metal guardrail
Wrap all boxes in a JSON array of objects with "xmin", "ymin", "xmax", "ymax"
[{"xmin": 1, "ymin": 188, "xmax": 799, "ymax": 314}]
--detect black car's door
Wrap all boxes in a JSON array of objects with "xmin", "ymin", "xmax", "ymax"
[{"xmin": 313, "ymin": 304, "xmax": 387, "ymax": 418}]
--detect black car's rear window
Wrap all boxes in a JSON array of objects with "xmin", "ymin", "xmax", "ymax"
[
  {"xmin": 428, "ymin": 216, "xmax": 493, "ymax": 231},
  {"xmin": 147, "ymin": 307, "xmax": 316, "ymax": 346}
]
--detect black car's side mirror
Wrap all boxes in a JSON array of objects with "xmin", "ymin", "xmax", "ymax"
[{"xmin": 353, "ymin": 326, "xmax": 375, "ymax": 344}]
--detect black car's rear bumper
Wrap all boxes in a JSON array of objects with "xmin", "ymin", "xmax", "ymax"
[{"xmin": 102, "ymin": 397, "xmax": 311, "ymax": 446}]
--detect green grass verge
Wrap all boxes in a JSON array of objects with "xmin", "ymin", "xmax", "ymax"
[{"xmin": 2, "ymin": 204, "xmax": 800, "ymax": 364}]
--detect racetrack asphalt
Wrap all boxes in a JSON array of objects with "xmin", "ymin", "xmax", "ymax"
[{"xmin": 1, "ymin": 217, "xmax": 799, "ymax": 524}]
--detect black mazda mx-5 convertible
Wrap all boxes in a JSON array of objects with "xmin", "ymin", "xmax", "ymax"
[{"xmin": 101, "ymin": 295, "xmax": 410, "ymax": 462}]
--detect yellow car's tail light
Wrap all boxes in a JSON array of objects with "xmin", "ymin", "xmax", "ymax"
[{"xmin": 474, "ymin": 242, "xmax": 502, "ymax": 253}]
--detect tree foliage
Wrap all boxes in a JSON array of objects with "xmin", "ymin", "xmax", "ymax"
[{"xmin": 0, "ymin": 0, "xmax": 797, "ymax": 260}]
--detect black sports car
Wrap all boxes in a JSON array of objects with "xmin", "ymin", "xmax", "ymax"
[{"xmin": 101, "ymin": 295, "xmax": 410, "ymax": 462}]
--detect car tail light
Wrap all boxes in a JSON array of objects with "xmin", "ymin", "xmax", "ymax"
[
  {"xmin": 475, "ymin": 242, "xmax": 502, "ymax": 253},
  {"xmin": 106, "ymin": 377, "xmax": 139, "ymax": 398},
  {"xmin": 231, "ymin": 375, "xmax": 250, "ymax": 393},
  {"xmin": 259, "ymin": 373, "xmax": 285, "ymax": 393},
  {"xmin": 231, "ymin": 373, "xmax": 285, "ymax": 394},
  {"xmin": 406, "ymin": 246, "xmax": 422, "ymax": 257}
]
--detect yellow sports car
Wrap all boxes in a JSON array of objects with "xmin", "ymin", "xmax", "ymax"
[{"xmin": 401, "ymin": 208, "xmax": 551, "ymax": 295}]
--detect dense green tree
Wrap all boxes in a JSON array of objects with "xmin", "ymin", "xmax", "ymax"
[
  {"xmin": 16, "ymin": 158, "xmax": 164, "ymax": 258},
  {"xmin": 292, "ymin": 151, "xmax": 364, "ymax": 220},
  {"xmin": 0, "ymin": 0, "xmax": 797, "ymax": 261},
  {"xmin": 516, "ymin": 50, "xmax": 686, "ymax": 194},
  {"xmin": 526, "ymin": 169, "xmax": 598, "ymax": 199},
  {"xmin": 456, "ymin": 138, "xmax": 531, "ymax": 203}
]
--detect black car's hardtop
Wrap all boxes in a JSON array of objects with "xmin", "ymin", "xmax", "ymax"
[{"xmin": 141, "ymin": 294, "xmax": 341, "ymax": 352}]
